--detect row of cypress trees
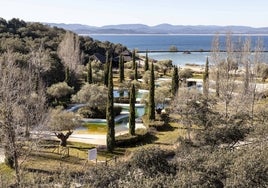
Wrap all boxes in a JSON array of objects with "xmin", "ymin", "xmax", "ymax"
[
  {"xmin": 101, "ymin": 50, "xmax": 209, "ymax": 152},
  {"xmin": 105, "ymin": 51, "xmax": 157, "ymax": 152}
]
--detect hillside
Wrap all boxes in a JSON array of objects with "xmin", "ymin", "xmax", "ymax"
[
  {"xmin": 47, "ymin": 23, "xmax": 268, "ymax": 34},
  {"xmin": 0, "ymin": 17, "xmax": 129, "ymax": 87}
]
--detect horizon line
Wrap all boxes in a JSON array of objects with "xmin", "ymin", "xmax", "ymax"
[{"xmin": 45, "ymin": 22, "xmax": 268, "ymax": 29}]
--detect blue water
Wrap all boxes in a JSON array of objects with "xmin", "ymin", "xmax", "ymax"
[
  {"xmin": 89, "ymin": 34, "xmax": 268, "ymax": 65},
  {"xmin": 90, "ymin": 34, "xmax": 268, "ymax": 51}
]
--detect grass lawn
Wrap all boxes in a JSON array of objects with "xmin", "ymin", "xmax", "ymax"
[{"xmin": 0, "ymin": 114, "xmax": 186, "ymax": 182}]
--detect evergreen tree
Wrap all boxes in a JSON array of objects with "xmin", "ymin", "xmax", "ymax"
[
  {"xmin": 171, "ymin": 65, "xmax": 179, "ymax": 97},
  {"xmin": 104, "ymin": 51, "xmax": 109, "ymax": 86},
  {"xmin": 106, "ymin": 60, "xmax": 115, "ymax": 152},
  {"xmin": 203, "ymin": 57, "xmax": 209, "ymax": 97},
  {"xmin": 129, "ymin": 83, "xmax": 136, "ymax": 135},
  {"xmin": 144, "ymin": 50, "xmax": 149, "ymax": 72},
  {"xmin": 119, "ymin": 54, "xmax": 124, "ymax": 83},
  {"xmin": 87, "ymin": 61, "xmax": 93, "ymax": 84},
  {"xmin": 134, "ymin": 59, "xmax": 138, "ymax": 80},
  {"xmin": 148, "ymin": 62, "xmax": 155, "ymax": 120},
  {"xmin": 132, "ymin": 49, "xmax": 136, "ymax": 70}
]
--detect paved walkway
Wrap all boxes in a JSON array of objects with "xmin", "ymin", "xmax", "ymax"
[
  {"xmin": 0, "ymin": 124, "xmax": 147, "ymax": 164},
  {"xmin": 30, "ymin": 123, "xmax": 146, "ymax": 146}
]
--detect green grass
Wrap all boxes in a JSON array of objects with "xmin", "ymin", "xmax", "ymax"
[
  {"xmin": 0, "ymin": 163, "xmax": 14, "ymax": 183},
  {"xmin": 192, "ymin": 73, "xmax": 203, "ymax": 79},
  {"xmin": 0, "ymin": 112, "xmax": 188, "ymax": 184}
]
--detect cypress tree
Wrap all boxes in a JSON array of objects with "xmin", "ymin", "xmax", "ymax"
[
  {"xmin": 129, "ymin": 83, "xmax": 136, "ymax": 135},
  {"xmin": 119, "ymin": 54, "xmax": 124, "ymax": 83},
  {"xmin": 134, "ymin": 59, "xmax": 138, "ymax": 80},
  {"xmin": 171, "ymin": 65, "xmax": 179, "ymax": 97},
  {"xmin": 132, "ymin": 50, "xmax": 135, "ymax": 70},
  {"xmin": 203, "ymin": 57, "xmax": 209, "ymax": 97},
  {"xmin": 104, "ymin": 51, "xmax": 109, "ymax": 86},
  {"xmin": 87, "ymin": 61, "xmax": 93, "ymax": 84},
  {"xmin": 144, "ymin": 50, "xmax": 149, "ymax": 72},
  {"xmin": 106, "ymin": 60, "xmax": 115, "ymax": 152},
  {"xmin": 148, "ymin": 62, "xmax": 155, "ymax": 120}
]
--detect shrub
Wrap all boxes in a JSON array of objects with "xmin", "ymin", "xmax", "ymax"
[
  {"xmin": 115, "ymin": 128, "xmax": 148, "ymax": 147},
  {"xmin": 128, "ymin": 146, "xmax": 176, "ymax": 176},
  {"xmin": 179, "ymin": 68, "xmax": 193, "ymax": 79},
  {"xmin": 78, "ymin": 106, "xmax": 122, "ymax": 118}
]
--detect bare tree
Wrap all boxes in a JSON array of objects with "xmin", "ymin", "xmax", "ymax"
[
  {"xmin": 0, "ymin": 50, "xmax": 47, "ymax": 186},
  {"xmin": 211, "ymin": 33, "xmax": 240, "ymax": 117},
  {"xmin": 210, "ymin": 33, "xmax": 221, "ymax": 97},
  {"xmin": 211, "ymin": 33, "xmax": 264, "ymax": 122},
  {"xmin": 58, "ymin": 31, "xmax": 82, "ymax": 74},
  {"xmin": 171, "ymin": 88, "xmax": 200, "ymax": 140}
]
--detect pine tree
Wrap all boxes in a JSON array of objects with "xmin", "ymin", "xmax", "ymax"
[
  {"xmin": 144, "ymin": 50, "xmax": 149, "ymax": 72},
  {"xmin": 171, "ymin": 65, "xmax": 179, "ymax": 97},
  {"xmin": 203, "ymin": 57, "xmax": 209, "ymax": 97},
  {"xmin": 119, "ymin": 54, "xmax": 124, "ymax": 83},
  {"xmin": 132, "ymin": 49, "xmax": 135, "ymax": 70},
  {"xmin": 129, "ymin": 83, "xmax": 136, "ymax": 135},
  {"xmin": 106, "ymin": 60, "xmax": 115, "ymax": 152},
  {"xmin": 87, "ymin": 61, "xmax": 93, "ymax": 84},
  {"xmin": 148, "ymin": 62, "xmax": 155, "ymax": 120}
]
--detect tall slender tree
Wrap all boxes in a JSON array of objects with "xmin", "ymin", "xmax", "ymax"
[
  {"xmin": 134, "ymin": 59, "xmax": 138, "ymax": 80},
  {"xmin": 144, "ymin": 50, "xmax": 149, "ymax": 72},
  {"xmin": 171, "ymin": 65, "xmax": 179, "ymax": 97},
  {"xmin": 203, "ymin": 57, "xmax": 209, "ymax": 97},
  {"xmin": 106, "ymin": 60, "xmax": 115, "ymax": 152},
  {"xmin": 87, "ymin": 61, "xmax": 93, "ymax": 84},
  {"xmin": 129, "ymin": 83, "xmax": 136, "ymax": 135},
  {"xmin": 148, "ymin": 62, "xmax": 155, "ymax": 120},
  {"xmin": 104, "ymin": 51, "xmax": 109, "ymax": 87},
  {"xmin": 132, "ymin": 49, "xmax": 136, "ymax": 70},
  {"xmin": 58, "ymin": 31, "xmax": 81, "ymax": 73},
  {"xmin": 119, "ymin": 54, "xmax": 124, "ymax": 83},
  {"xmin": 211, "ymin": 34, "xmax": 220, "ymax": 97}
]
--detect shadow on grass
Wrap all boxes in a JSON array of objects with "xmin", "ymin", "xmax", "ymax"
[
  {"xmin": 116, "ymin": 132, "xmax": 159, "ymax": 148},
  {"xmin": 156, "ymin": 123, "xmax": 177, "ymax": 132}
]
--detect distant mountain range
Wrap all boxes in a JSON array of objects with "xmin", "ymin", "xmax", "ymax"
[{"xmin": 46, "ymin": 23, "xmax": 268, "ymax": 35}]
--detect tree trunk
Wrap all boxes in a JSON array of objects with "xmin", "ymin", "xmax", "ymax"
[
  {"xmin": 55, "ymin": 131, "xmax": 73, "ymax": 147},
  {"xmin": 3, "ymin": 122, "xmax": 21, "ymax": 185}
]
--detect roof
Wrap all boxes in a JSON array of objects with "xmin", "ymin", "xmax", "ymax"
[{"xmin": 89, "ymin": 53, "xmax": 106, "ymax": 63}]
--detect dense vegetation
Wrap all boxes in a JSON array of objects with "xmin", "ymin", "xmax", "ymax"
[
  {"xmin": 0, "ymin": 18, "xmax": 267, "ymax": 187},
  {"xmin": 0, "ymin": 18, "xmax": 128, "ymax": 88}
]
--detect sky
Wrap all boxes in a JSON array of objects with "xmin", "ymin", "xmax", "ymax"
[{"xmin": 1, "ymin": 0, "xmax": 268, "ymax": 27}]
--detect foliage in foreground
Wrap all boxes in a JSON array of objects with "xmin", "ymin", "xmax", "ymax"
[{"xmin": 2, "ymin": 142, "xmax": 266, "ymax": 188}]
